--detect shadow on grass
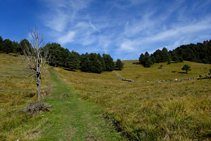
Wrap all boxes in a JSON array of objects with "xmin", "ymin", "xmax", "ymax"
[
  {"xmin": 198, "ymin": 77, "xmax": 211, "ymax": 80},
  {"xmin": 178, "ymin": 72, "xmax": 187, "ymax": 74},
  {"xmin": 64, "ymin": 68, "xmax": 77, "ymax": 72}
]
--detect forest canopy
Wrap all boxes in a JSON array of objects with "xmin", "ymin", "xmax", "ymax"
[
  {"xmin": 139, "ymin": 39, "xmax": 211, "ymax": 67},
  {"xmin": 0, "ymin": 36, "xmax": 123, "ymax": 73}
]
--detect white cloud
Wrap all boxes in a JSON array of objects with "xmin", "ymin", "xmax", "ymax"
[
  {"xmin": 81, "ymin": 35, "xmax": 96, "ymax": 45},
  {"xmin": 42, "ymin": 0, "xmax": 92, "ymax": 32},
  {"xmin": 58, "ymin": 31, "xmax": 76, "ymax": 44},
  {"xmin": 44, "ymin": 11, "xmax": 68, "ymax": 32},
  {"xmin": 75, "ymin": 22, "xmax": 90, "ymax": 29},
  {"xmin": 118, "ymin": 40, "xmax": 137, "ymax": 52},
  {"xmin": 112, "ymin": 0, "xmax": 147, "ymax": 9},
  {"xmin": 89, "ymin": 21, "xmax": 101, "ymax": 32},
  {"xmin": 40, "ymin": 0, "xmax": 211, "ymax": 60}
]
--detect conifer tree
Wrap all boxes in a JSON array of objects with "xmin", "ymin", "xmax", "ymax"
[
  {"xmin": 161, "ymin": 47, "xmax": 169, "ymax": 62},
  {"xmin": 139, "ymin": 53, "xmax": 145, "ymax": 64},
  {"xmin": 182, "ymin": 64, "xmax": 191, "ymax": 74},
  {"xmin": 67, "ymin": 53, "xmax": 80, "ymax": 71},
  {"xmin": 97, "ymin": 53, "xmax": 105, "ymax": 71},
  {"xmin": 172, "ymin": 55, "xmax": 179, "ymax": 63},
  {"xmin": 80, "ymin": 53, "xmax": 91, "ymax": 72},
  {"xmin": 156, "ymin": 55, "xmax": 161, "ymax": 63},
  {"xmin": 151, "ymin": 56, "xmax": 156, "ymax": 64},
  {"xmin": 115, "ymin": 59, "xmax": 124, "ymax": 70},
  {"xmin": 0, "ymin": 36, "xmax": 3, "ymax": 51},
  {"xmin": 3, "ymin": 39, "xmax": 13, "ymax": 53},
  {"xmin": 146, "ymin": 59, "xmax": 153, "ymax": 67},
  {"xmin": 103, "ymin": 54, "xmax": 114, "ymax": 71}
]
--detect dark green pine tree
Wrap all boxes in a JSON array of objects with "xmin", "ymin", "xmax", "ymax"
[
  {"xmin": 103, "ymin": 54, "xmax": 114, "ymax": 71},
  {"xmin": 97, "ymin": 53, "xmax": 105, "ymax": 71},
  {"xmin": 139, "ymin": 53, "xmax": 145, "ymax": 64},
  {"xmin": 62, "ymin": 48, "xmax": 71, "ymax": 67},
  {"xmin": 151, "ymin": 56, "xmax": 156, "ymax": 64},
  {"xmin": 67, "ymin": 53, "xmax": 80, "ymax": 71},
  {"xmin": 167, "ymin": 58, "xmax": 171, "ymax": 64},
  {"xmin": 153, "ymin": 49, "xmax": 162, "ymax": 63},
  {"xmin": 115, "ymin": 59, "xmax": 124, "ymax": 70},
  {"xmin": 179, "ymin": 56, "xmax": 184, "ymax": 62},
  {"xmin": 172, "ymin": 55, "xmax": 179, "ymax": 63},
  {"xmin": 80, "ymin": 53, "xmax": 91, "ymax": 72},
  {"xmin": 161, "ymin": 47, "xmax": 169, "ymax": 62},
  {"xmin": 19, "ymin": 39, "xmax": 32, "ymax": 55},
  {"xmin": 155, "ymin": 55, "xmax": 161, "ymax": 63},
  {"xmin": 145, "ymin": 59, "xmax": 153, "ymax": 67},
  {"xmin": 81, "ymin": 57, "xmax": 91, "ymax": 72},
  {"xmin": 12, "ymin": 41, "xmax": 20, "ymax": 53},
  {"xmin": 44, "ymin": 43, "xmax": 63, "ymax": 67},
  {"xmin": 182, "ymin": 64, "xmax": 191, "ymax": 74},
  {"xmin": 142, "ymin": 52, "xmax": 150, "ymax": 67},
  {"xmin": 0, "ymin": 36, "xmax": 3, "ymax": 51},
  {"xmin": 89, "ymin": 53, "xmax": 103, "ymax": 73},
  {"xmin": 91, "ymin": 59, "xmax": 103, "ymax": 73},
  {"xmin": 3, "ymin": 39, "xmax": 13, "ymax": 53}
]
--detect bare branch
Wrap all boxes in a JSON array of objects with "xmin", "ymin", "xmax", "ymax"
[{"xmin": 17, "ymin": 26, "xmax": 51, "ymax": 102}]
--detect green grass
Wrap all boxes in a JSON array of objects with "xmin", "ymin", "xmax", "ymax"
[
  {"xmin": 0, "ymin": 53, "xmax": 49, "ymax": 141},
  {"xmin": 37, "ymin": 69, "xmax": 122, "ymax": 141},
  {"xmin": 1, "ymin": 53, "xmax": 211, "ymax": 140},
  {"xmin": 0, "ymin": 53, "xmax": 123, "ymax": 141},
  {"xmin": 56, "ymin": 60, "xmax": 211, "ymax": 140}
]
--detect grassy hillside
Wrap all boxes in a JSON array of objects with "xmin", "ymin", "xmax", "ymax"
[
  {"xmin": 0, "ymin": 53, "xmax": 123, "ymax": 141},
  {"xmin": 1, "ymin": 53, "xmax": 211, "ymax": 140},
  {"xmin": 38, "ymin": 70, "xmax": 122, "ymax": 141},
  {"xmin": 0, "ymin": 53, "xmax": 49, "ymax": 140},
  {"xmin": 56, "ymin": 60, "xmax": 211, "ymax": 140}
]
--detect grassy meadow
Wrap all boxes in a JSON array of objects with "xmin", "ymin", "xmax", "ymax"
[
  {"xmin": 38, "ymin": 70, "xmax": 122, "ymax": 141},
  {"xmin": 0, "ymin": 53, "xmax": 49, "ymax": 140},
  {"xmin": 0, "ymin": 53, "xmax": 123, "ymax": 141},
  {"xmin": 56, "ymin": 60, "xmax": 211, "ymax": 140},
  {"xmin": 1, "ymin": 52, "xmax": 211, "ymax": 140}
]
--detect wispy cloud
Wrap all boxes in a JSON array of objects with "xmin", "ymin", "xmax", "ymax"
[
  {"xmin": 58, "ymin": 31, "xmax": 76, "ymax": 44},
  {"xmin": 40, "ymin": 0, "xmax": 211, "ymax": 60},
  {"xmin": 42, "ymin": 0, "xmax": 92, "ymax": 32},
  {"xmin": 89, "ymin": 21, "xmax": 101, "ymax": 32},
  {"xmin": 112, "ymin": 0, "xmax": 147, "ymax": 9},
  {"xmin": 44, "ymin": 10, "xmax": 68, "ymax": 32}
]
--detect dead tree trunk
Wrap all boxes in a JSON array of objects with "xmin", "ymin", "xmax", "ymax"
[
  {"xmin": 37, "ymin": 72, "xmax": 42, "ymax": 101},
  {"xmin": 18, "ymin": 26, "xmax": 51, "ymax": 101},
  {"xmin": 37, "ymin": 58, "xmax": 42, "ymax": 101}
]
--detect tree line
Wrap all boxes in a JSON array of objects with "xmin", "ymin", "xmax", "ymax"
[
  {"xmin": 45, "ymin": 42, "xmax": 124, "ymax": 73},
  {"xmin": 139, "ymin": 39, "xmax": 211, "ymax": 67},
  {"xmin": 0, "ymin": 36, "xmax": 124, "ymax": 73}
]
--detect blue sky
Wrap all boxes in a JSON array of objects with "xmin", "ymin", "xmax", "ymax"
[{"xmin": 1, "ymin": 0, "xmax": 211, "ymax": 60}]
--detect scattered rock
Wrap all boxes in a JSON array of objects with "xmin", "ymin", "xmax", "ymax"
[{"xmin": 114, "ymin": 71, "xmax": 134, "ymax": 82}]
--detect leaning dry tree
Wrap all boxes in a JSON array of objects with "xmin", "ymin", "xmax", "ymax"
[{"xmin": 19, "ymin": 26, "xmax": 51, "ymax": 102}]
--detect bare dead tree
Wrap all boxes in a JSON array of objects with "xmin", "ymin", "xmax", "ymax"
[{"xmin": 18, "ymin": 26, "xmax": 51, "ymax": 102}]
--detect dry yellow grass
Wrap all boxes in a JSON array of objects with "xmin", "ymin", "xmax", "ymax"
[
  {"xmin": 0, "ymin": 53, "xmax": 49, "ymax": 140},
  {"xmin": 56, "ymin": 60, "xmax": 211, "ymax": 140}
]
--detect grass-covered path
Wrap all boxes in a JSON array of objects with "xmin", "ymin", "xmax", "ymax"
[{"xmin": 38, "ymin": 70, "xmax": 121, "ymax": 141}]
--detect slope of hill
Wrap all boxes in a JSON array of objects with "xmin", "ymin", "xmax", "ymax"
[
  {"xmin": 0, "ymin": 53, "xmax": 49, "ymax": 140},
  {"xmin": 56, "ymin": 60, "xmax": 211, "ymax": 140},
  {"xmin": 1, "ymin": 53, "xmax": 211, "ymax": 140},
  {"xmin": 0, "ymin": 53, "xmax": 123, "ymax": 141}
]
